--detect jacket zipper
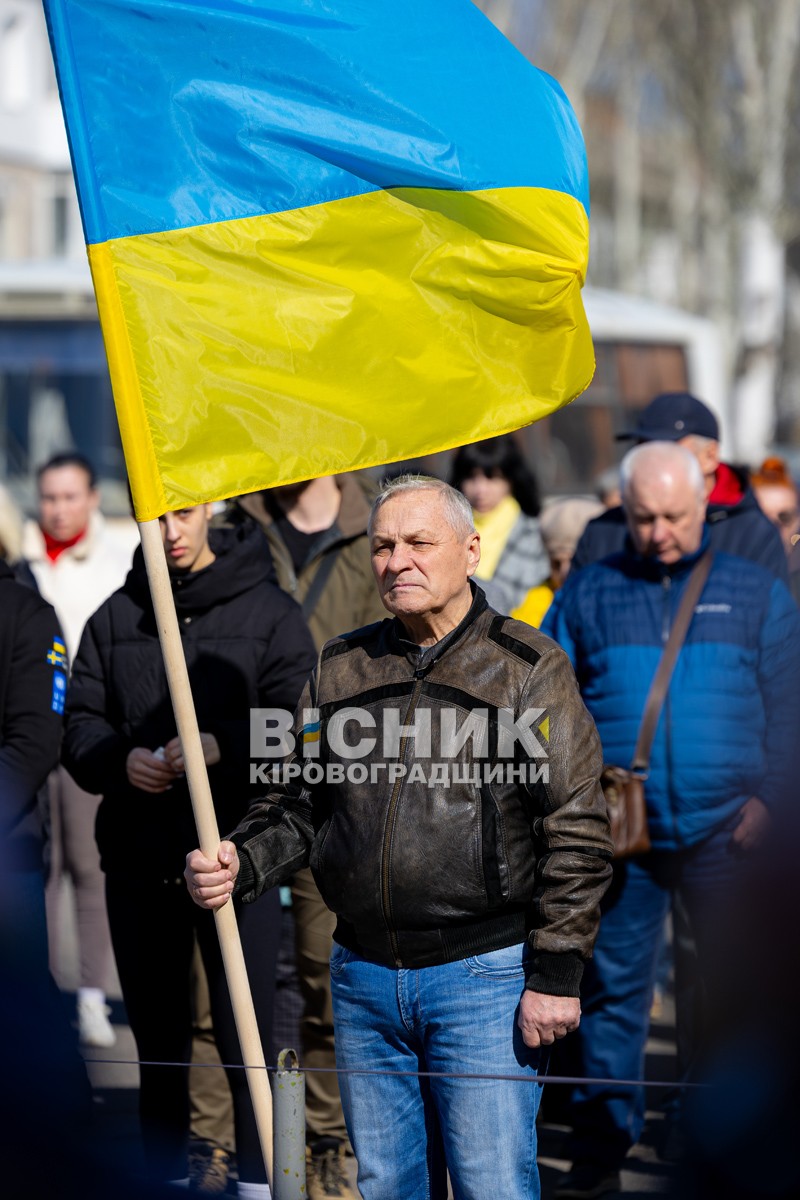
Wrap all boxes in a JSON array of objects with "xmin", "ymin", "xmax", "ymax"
[{"xmin": 381, "ymin": 671, "xmax": 425, "ymax": 966}]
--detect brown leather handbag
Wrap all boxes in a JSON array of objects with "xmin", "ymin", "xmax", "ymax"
[{"xmin": 602, "ymin": 550, "xmax": 713, "ymax": 859}]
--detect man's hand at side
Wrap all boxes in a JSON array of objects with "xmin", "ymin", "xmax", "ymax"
[
  {"xmin": 518, "ymin": 991, "xmax": 581, "ymax": 1048},
  {"xmin": 730, "ymin": 796, "xmax": 770, "ymax": 852},
  {"xmin": 185, "ymin": 840, "xmax": 240, "ymax": 909}
]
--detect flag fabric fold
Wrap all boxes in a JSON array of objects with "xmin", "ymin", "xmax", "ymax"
[{"xmin": 44, "ymin": 0, "xmax": 593, "ymax": 520}]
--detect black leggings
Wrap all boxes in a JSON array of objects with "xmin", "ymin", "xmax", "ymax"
[{"xmin": 106, "ymin": 875, "xmax": 280, "ymax": 1183}]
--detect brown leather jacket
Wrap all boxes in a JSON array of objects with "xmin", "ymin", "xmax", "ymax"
[{"xmin": 232, "ymin": 587, "xmax": 612, "ymax": 996}]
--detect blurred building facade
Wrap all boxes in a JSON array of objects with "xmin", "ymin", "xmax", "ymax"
[
  {"xmin": 477, "ymin": 0, "xmax": 800, "ymax": 467},
  {"xmin": 0, "ymin": 0, "xmax": 83, "ymax": 263},
  {"xmin": 0, "ymin": 1, "xmax": 132, "ymax": 509}
]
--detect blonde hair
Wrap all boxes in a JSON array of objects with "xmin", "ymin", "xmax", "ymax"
[
  {"xmin": 0, "ymin": 484, "xmax": 23, "ymax": 562},
  {"xmin": 540, "ymin": 498, "xmax": 604, "ymax": 556}
]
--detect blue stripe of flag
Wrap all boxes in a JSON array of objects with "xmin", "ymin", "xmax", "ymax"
[{"xmin": 44, "ymin": 0, "xmax": 588, "ymax": 244}]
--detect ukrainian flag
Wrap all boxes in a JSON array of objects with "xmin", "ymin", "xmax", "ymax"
[{"xmin": 44, "ymin": 0, "xmax": 593, "ymax": 521}]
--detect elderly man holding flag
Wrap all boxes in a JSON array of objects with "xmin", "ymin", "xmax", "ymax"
[{"xmin": 187, "ymin": 475, "xmax": 613, "ymax": 1199}]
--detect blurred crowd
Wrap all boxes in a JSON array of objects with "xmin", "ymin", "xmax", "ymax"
[{"xmin": 2, "ymin": 389, "xmax": 799, "ymax": 1199}]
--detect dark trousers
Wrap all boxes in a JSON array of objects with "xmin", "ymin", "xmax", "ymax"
[
  {"xmin": 106, "ymin": 875, "xmax": 280, "ymax": 1183},
  {"xmin": 190, "ymin": 940, "xmax": 235, "ymax": 1153},
  {"xmin": 291, "ymin": 866, "xmax": 349, "ymax": 1144},
  {"xmin": 568, "ymin": 822, "xmax": 741, "ymax": 1168}
]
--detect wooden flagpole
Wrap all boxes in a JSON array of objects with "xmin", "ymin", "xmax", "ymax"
[{"xmin": 138, "ymin": 517, "xmax": 274, "ymax": 1189}]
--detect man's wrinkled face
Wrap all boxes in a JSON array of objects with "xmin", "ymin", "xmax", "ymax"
[
  {"xmin": 159, "ymin": 504, "xmax": 215, "ymax": 573},
  {"xmin": 370, "ymin": 491, "xmax": 480, "ymax": 621},
  {"xmin": 624, "ymin": 470, "xmax": 706, "ymax": 564},
  {"xmin": 38, "ymin": 466, "xmax": 98, "ymax": 542}
]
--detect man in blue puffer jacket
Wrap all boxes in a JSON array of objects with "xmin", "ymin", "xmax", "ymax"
[{"xmin": 542, "ymin": 441, "xmax": 800, "ymax": 1200}]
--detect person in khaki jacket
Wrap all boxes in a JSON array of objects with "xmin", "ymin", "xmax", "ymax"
[
  {"xmin": 238, "ymin": 472, "xmax": 385, "ymax": 644},
  {"xmin": 236, "ymin": 472, "xmax": 384, "ymax": 1200}
]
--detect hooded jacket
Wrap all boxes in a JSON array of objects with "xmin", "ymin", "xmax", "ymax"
[
  {"xmin": 0, "ymin": 562, "xmax": 65, "ymax": 871},
  {"xmin": 228, "ymin": 587, "xmax": 613, "ymax": 998},
  {"xmin": 63, "ymin": 519, "xmax": 316, "ymax": 877},
  {"xmin": 571, "ymin": 468, "xmax": 789, "ymax": 582},
  {"xmin": 543, "ymin": 533, "xmax": 800, "ymax": 850}
]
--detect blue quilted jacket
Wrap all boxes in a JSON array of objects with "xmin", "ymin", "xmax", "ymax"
[{"xmin": 542, "ymin": 535, "xmax": 800, "ymax": 850}]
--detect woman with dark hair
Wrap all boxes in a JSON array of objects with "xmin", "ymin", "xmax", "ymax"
[{"xmin": 450, "ymin": 435, "xmax": 548, "ymax": 612}]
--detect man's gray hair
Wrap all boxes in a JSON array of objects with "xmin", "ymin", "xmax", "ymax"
[
  {"xmin": 621, "ymin": 441, "xmax": 705, "ymax": 501},
  {"xmin": 369, "ymin": 474, "xmax": 476, "ymax": 538}
]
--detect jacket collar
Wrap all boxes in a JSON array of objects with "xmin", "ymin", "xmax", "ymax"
[
  {"xmin": 391, "ymin": 581, "xmax": 488, "ymax": 671},
  {"xmin": 623, "ymin": 526, "xmax": 712, "ymax": 582},
  {"xmin": 333, "ymin": 473, "xmax": 375, "ymax": 540},
  {"xmin": 708, "ymin": 461, "xmax": 745, "ymax": 507},
  {"xmin": 707, "ymin": 470, "xmax": 760, "ymax": 522}
]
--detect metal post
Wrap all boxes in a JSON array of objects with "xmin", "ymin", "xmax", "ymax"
[{"xmin": 272, "ymin": 1048, "xmax": 306, "ymax": 1200}]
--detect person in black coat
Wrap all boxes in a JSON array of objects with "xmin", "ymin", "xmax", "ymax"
[
  {"xmin": 0, "ymin": 560, "xmax": 65, "ymax": 961},
  {"xmin": 0, "ymin": 562, "xmax": 98, "ymax": 1187},
  {"xmin": 571, "ymin": 393, "xmax": 788, "ymax": 582},
  {"xmin": 63, "ymin": 507, "xmax": 316, "ymax": 1193}
]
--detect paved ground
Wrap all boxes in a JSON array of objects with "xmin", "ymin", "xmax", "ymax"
[{"xmin": 53, "ymin": 879, "xmax": 681, "ymax": 1197}]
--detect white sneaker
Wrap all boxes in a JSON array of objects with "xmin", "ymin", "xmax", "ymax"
[{"xmin": 77, "ymin": 995, "xmax": 116, "ymax": 1048}]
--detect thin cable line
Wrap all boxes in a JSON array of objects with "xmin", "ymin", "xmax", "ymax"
[{"xmin": 83, "ymin": 1057, "xmax": 706, "ymax": 1089}]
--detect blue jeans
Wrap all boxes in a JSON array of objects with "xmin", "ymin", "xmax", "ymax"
[{"xmin": 330, "ymin": 941, "xmax": 546, "ymax": 1200}]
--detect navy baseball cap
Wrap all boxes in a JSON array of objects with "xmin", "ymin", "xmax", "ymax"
[{"xmin": 616, "ymin": 392, "xmax": 720, "ymax": 442}]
